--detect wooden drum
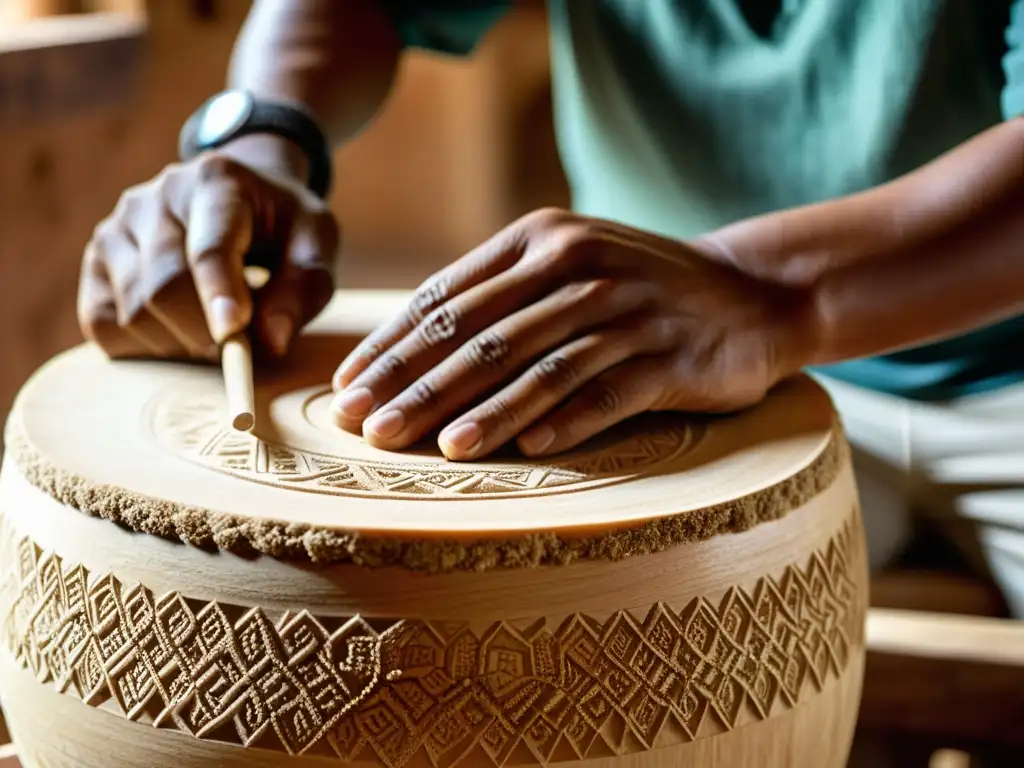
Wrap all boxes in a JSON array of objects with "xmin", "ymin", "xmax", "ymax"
[{"xmin": 0, "ymin": 291, "xmax": 867, "ymax": 767}]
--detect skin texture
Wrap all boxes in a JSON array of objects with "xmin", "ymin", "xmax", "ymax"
[
  {"xmin": 331, "ymin": 122, "xmax": 1024, "ymax": 460},
  {"xmin": 77, "ymin": 0, "xmax": 400, "ymax": 359},
  {"xmin": 330, "ymin": 209, "xmax": 808, "ymax": 459},
  {"xmin": 78, "ymin": 0, "xmax": 1024, "ymax": 462}
]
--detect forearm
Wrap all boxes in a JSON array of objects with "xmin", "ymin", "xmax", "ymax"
[
  {"xmin": 218, "ymin": 0, "xmax": 401, "ymax": 180},
  {"xmin": 703, "ymin": 119, "xmax": 1024, "ymax": 364}
]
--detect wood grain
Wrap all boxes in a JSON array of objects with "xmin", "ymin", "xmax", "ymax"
[{"xmin": 0, "ymin": 290, "xmax": 867, "ymax": 765}]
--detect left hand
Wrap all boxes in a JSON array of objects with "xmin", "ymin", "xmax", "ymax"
[{"xmin": 330, "ymin": 208, "xmax": 812, "ymax": 460}]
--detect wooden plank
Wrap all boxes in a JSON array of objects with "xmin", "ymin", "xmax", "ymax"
[
  {"xmin": 862, "ymin": 608, "xmax": 1024, "ymax": 747},
  {"xmin": 868, "ymin": 608, "xmax": 1024, "ymax": 667},
  {"xmin": 870, "ymin": 570, "xmax": 1009, "ymax": 618},
  {"xmin": 0, "ymin": 13, "xmax": 146, "ymax": 124}
]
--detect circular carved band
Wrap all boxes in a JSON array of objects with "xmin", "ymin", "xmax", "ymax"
[
  {"xmin": 0, "ymin": 511, "xmax": 863, "ymax": 765},
  {"xmin": 4, "ymin": 413, "xmax": 847, "ymax": 571},
  {"xmin": 148, "ymin": 386, "xmax": 701, "ymax": 500}
]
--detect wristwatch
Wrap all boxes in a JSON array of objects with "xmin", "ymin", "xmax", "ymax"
[{"xmin": 178, "ymin": 90, "xmax": 332, "ymax": 199}]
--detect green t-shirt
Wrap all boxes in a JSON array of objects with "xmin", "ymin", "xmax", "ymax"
[{"xmin": 381, "ymin": 0, "xmax": 1024, "ymax": 401}]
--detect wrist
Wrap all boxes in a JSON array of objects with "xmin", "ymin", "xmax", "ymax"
[
  {"xmin": 771, "ymin": 285, "xmax": 823, "ymax": 380},
  {"xmin": 179, "ymin": 90, "xmax": 332, "ymax": 198},
  {"xmin": 214, "ymin": 133, "xmax": 310, "ymax": 185},
  {"xmin": 688, "ymin": 235, "xmax": 822, "ymax": 384}
]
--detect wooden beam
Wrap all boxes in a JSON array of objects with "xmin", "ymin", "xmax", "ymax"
[
  {"xmin": 0, "ymin": 13, "xmax": 146, "ymax": 123},
  {"xmin": 862, "ymin": 608, "xmax": 1024, "ymax": 747},
  {"xmin": 870, "ymin": 570, "xmax": 1009, "ymax": 618}
]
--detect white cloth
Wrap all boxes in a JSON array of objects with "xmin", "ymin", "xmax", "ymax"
[{"xmin": 815, "ymin": 374, "xmax": 1024, "ymax": 617}]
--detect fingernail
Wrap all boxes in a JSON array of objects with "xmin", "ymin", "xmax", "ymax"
[
  {"xmin": 518, "ymin": 425, "xmax": 556, "ymax": 456},
  {"xmin": 365, "ymin": 409, "xmax": 405, "ymax": 440},
  {"xmin": 330, "ymin": 387, "xmax": 373, "ymax": 420},
  {"xmin": 264, "ymin": 312, "xmax": 294, "ymax": 356},
  {"xmin": 209, "ymin": 296, "xmax": 244, "ymax": 343},
  {"xmin": 440, "ymin": 422, "xmax": 483, "ymax": 458}
]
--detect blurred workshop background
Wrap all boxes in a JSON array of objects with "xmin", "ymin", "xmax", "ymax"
[
  {"xmin": 0, "ymin": 0, "xmax": 567, "ymax": 448},
  {"xmin": 2, "ymin": 4, "xmax": 1024, "ymax": 767}
]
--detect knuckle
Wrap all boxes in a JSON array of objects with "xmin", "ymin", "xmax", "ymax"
[
  {"xmin": 551, "ymin": 224, "xmax": 594, "ymax": 257},
  {"xmin": 193, "ymin": 152, "xmax": 239, "ymax": 183},
  {"xmin": 112, "ymin": 187, "xmax": 146, "ymax": 219},
  {"xmin": 185, "ymin": 246, "xmax": 222, "ymax": 268},
  {"xmin": 484, "ymin": 396, "xmax": 519, "ymax": 429},
  {"xmin": 643, "ymin": 316, "xmax": 683, "ymax": 349},
  {"xmin": 466, "ymin": 331, "xmax": 511, "ymax": 370},
  {"xmin": 587, "ymin": 383, "xmax": 623, "ymax": 417},
  {"xmin": 159, "ymin": 161, "xmax": 185, "ymax": 179},
  {"xmin": 536, "ymin": 224, "xmax": 594, "ymax": 271},
  {"xmin": 534, "ymin": 355, "xmax": 579, "ymax": 390},
  {"xmin": 410, "ymin": 275, "xmax": 452, "ymax": 321},
  {"xmin": 358, "ymin": 340, "xmax": 384, "ymax": 364},
  {"xmin": 522, "ymin": 206, "xmax": 569, "ymax": 232},
  {"xmin": 91, "ymin": 219, "xmax": 119, "ymax": 244},
  {"xmin": 418, "ymin": 304, "xmax": 459, "ymax": 346},
  {"xmin": 407, "ymin": 379, "xmax": 439, "ymax": 410},
  {"xmin": 572, "ymin": 277, "xmax": 616, "ymax": 305},
  {"xmin": 376, "ymin": 352, "xmax": 407, "ymax": 380},
  {"xmin": 151, "ymin": 168, "xmax": 176, "ymax": 197},
  {"xmin": 155, "ymin": 163, "xmax": 189, "ymax": 201}
]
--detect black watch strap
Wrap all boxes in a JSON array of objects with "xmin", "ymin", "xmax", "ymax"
[{"xmin": 178, "ymin": 91, "xmax": 333, "ymax": 199}]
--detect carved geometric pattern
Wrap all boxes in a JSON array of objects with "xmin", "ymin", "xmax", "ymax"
[
  {"xmin": 148, "ymin": 391, "xmax": 698, "ymax": 499},
  {"xmin": 0, "ymin": 513, "xmax": 862, "ymax": 764}
]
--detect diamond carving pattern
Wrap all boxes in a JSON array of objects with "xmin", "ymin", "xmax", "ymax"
[
  {"xmin": 149, "ymin": 394, "xmax": 697, "ymax": 499},
  {"xmin": 0, "ymin": 513, "xmax": 862, "ymax": 764}
]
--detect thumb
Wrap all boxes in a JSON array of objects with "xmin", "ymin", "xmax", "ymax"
[{"xmin": 186, "ymin": 175, "xmax": 255, "ymax": 343}]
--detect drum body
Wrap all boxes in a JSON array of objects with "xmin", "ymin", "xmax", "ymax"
[{"xmin": 0, "ymin": 292, "xmax": 868, "ymax": 768}]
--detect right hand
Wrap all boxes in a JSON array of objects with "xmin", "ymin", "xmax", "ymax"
[{"xmin": 78, "ymin": 152, "xmax": 339, "ymax": 361}]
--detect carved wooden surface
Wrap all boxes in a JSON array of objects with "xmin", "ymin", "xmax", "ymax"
[
  {"xmin": 0, "ymin": 1, "xmax": 564, "ymax": 459},
  {"xmin": 0, "ymin": 512, "xmax": 861, "ymax": 764},
  {"xmin": 150, "ymin": 385, "xmax": 698, "ymax": 499},
  {"xmin": 6, "ymin": 293, "xmax": 842, "ymax": 567}
]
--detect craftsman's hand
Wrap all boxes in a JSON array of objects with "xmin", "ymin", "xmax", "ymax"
[
  {"xmin": 77, "ymin": 153, "xmax": 339, "ymax": 360},
  {"xmin": 331, "ymin": 208, "xmax": 813, "ymax": 460}
]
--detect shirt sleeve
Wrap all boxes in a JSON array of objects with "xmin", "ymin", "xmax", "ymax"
[
  {"xmin": 378, "ymin": 1, "xmax": 513, "ymax": 57},
  {"xmin": 1002, "ymin": 0, "xmax": 1024, "ymax": 117}
]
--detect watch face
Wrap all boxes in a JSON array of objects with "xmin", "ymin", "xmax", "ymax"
[{"xmin": 197, "ymin": 91, "xmax": 253, "ymax": 146}]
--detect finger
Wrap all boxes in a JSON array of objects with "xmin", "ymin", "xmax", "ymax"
[
  {"xmin": 77, "ymin": 242, "xmax": 153, "ymax": 359},
  {"xmin": 439, "ymin": 315, "xmax": 678, "ymax": 459},
  {"xmin": 253, "ymin": 211, "xmax": 338, "ymax": 356},
  {"xmin": 358, "ymin": 280, "xmax": 658, "ymax": 452},
  {"xmin": 333, "ymin": 219, "xmax": 532, "ymax": 389},
  {"xmin": 148, "ymin": 272, "xmax": 218, "ymax": 360},
  {"xmin": 134, "ymin": 213, "xmax": 217, "ymax": 359},
  {"xmin": 330, "ymin": 262, "xmax": 558, "ymax": 429},
  {"xmin": 185, "ymin": 174, "xmax": 254, "ymax": 343},
  {"xmin": 97, "ymin": 226, "xmax": 188, "ymax": 358},
  {"xmin": 516, "ymin": 355, "xmax": 673, "ymax": 457}
]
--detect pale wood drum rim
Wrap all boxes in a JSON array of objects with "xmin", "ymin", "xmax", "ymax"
[{"xmin": 4, "ymin": 291, "xmax": 845, "ymax": 570}]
